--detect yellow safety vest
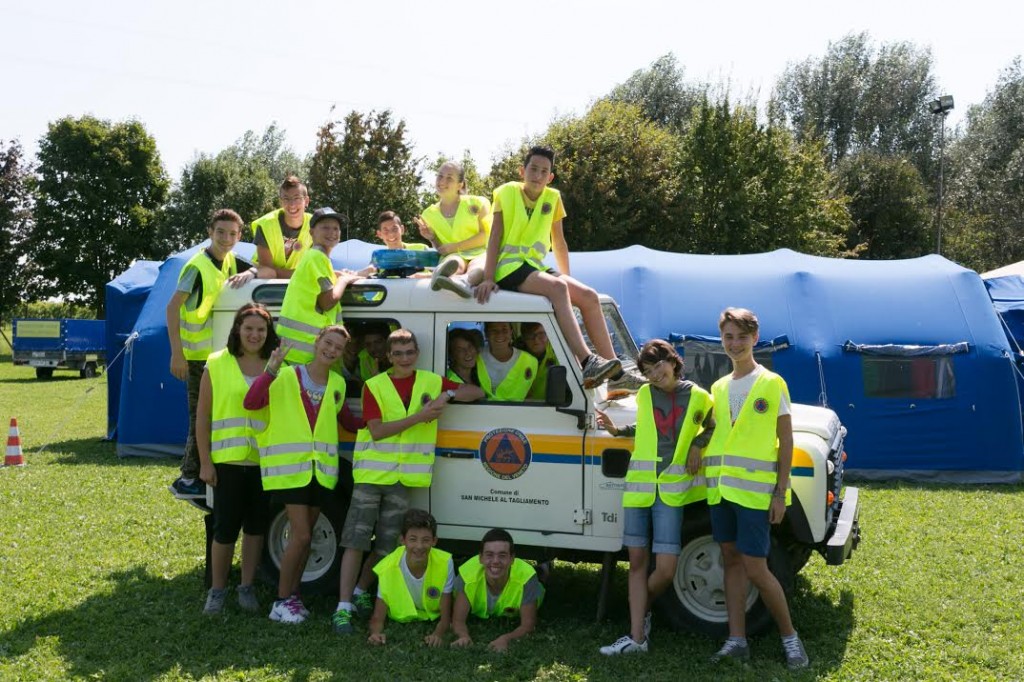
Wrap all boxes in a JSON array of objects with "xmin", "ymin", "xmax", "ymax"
[
  {"xmin": 353, "ymin": 371, "xmax": 443, "ymax": 488},
  {"xmin": 624, "ymin": 384, "xmax": 712, "ymax": 508},
  {"xmin": 358, "ymin": 349, "xmax": 380, "ymax": 381},
  {"xmin": 251, "ymin": 209, "xmax": 312, "ymax": 270},
  {"xmin": 526, "ymin": 344, "xmax": 558, "ymax": 400},
  {"xmin": 475, "ymin": 351, "xmax": 538, "ymax": 401},
  {"xmin": 277, "ymin": 248, "xmax": 341, "ymax": 365},
  {"xmin": 492, "ymin": 182, "xmax": 559, "ymax": 282},
  {"xmin": 374, "ymin": 546, "xmax": 453, "ymax": 622},
  {"xmin": 259, "ymin": 366, "xmax": 344, "ymax": 491},
  {"xmin": 205, "ymin": 349, "xmax": 266, "ymax": 464},
  {"xmin": 420, "ymin": 195, "xmax": 491, "ymax": 258},
  {"xmin": 177, "ymin": 250, "xmax": 237, "ymax": 361},
  {"xmin": 458, "ymin": 557, "xmax": 542, "ymax": 619},
  {"xmin": 704, "ymin": 370, "xmax": 791, "ymax": 510}
]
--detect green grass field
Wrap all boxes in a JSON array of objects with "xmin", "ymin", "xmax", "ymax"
[{"xmin": 1, "ymin": 359, "xmax": 1022, "ymax": 681}]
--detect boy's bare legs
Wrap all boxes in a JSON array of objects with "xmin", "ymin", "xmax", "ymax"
[
  {"xmin": 741, "ymin": 554, "xmax": 795, "ymax": 635},
  {"xmin": 338, "ymin": 547, "xmax": 363, "ymax": 604},
  {"xmin": 720, "ymin": 542, "xmax": 795, "ymax": 636},
  {"xmin": 518, "ymin": 271, "xmax": 592, "ymax": 364},
  {"xmin": 561, "ymin": 274, "xmax": 616, "ymax": 360}
]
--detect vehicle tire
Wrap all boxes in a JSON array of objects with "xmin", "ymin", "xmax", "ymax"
[
  {"xmin": 261, "ymin": 487, "xmax": 347, "ymax": 595},
  {"xmin": 81, "ymin": 362, "xmax": 98, "ymax": 379},
  {"xmin": 785, "ymin": 544, "xmax": 812, "ymax": 573},
  {"xmin": 656, "ymin": 509, "xmax": 795, "ymax": 637},
  {"xmin": 36, "ymin": 367, "xmax": 54, "ymax": 380}
]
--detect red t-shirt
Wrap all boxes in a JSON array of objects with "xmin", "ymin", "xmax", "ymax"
[{"xmin": 361, "ymin": 373, "xmax": 461, "ymax": 422}]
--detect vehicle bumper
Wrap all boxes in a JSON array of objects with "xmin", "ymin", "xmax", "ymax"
[{"xmin": 825, "ymin": 486, "xmax": 860, "ymax": 565}]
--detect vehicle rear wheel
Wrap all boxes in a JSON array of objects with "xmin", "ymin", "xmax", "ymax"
[
  {"xmin": 35, "ymin": 367, "xmax": 54, "ymax": 380},
  {"xmin": 656, "ymin": 510, "xmax": 794, "ymax": 637},
  {"xmin": 80, "ymin": 362, "xmax": 98, "ymax": 379},
  {"xmin": 261, "ymin": 488, "xmax": 347, "ymax": 595}
]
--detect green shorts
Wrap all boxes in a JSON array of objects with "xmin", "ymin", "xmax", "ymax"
[{"xmin": 339, "ymin": 482, "xmax": 409, "ymax": 554}]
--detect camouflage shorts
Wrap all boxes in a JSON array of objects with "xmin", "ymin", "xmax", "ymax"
[{"xmin": 340, "ymin": 483, "xmax": 409, "ymax": 554}]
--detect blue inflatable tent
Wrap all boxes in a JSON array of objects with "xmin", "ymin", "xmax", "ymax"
[
  {"xmin": 108, "ymin": 242, "xmax": 1024, "ymax": 482},
  {"xmin": 568, "ymin": 247, "xmax": 1023, "ymax": 482}
]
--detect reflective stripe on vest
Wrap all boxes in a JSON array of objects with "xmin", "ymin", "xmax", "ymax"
[
  {"xmin": 374, "ymin": 546, "xmax": 453, "ymax": 622},
  {"xmin": 178, "ymin": 250, "xmax": 237, "ymax": 360},
  {"xmin": 259, "ymin": 366, "xmax": 345, "ymax": 491},
  {"xmin": 353, "ymin": 370, "xmax": 443, "ymax": 487},
  {"xmin": 251, "ymin": 210, "xmax": 312, "ymax": 270},
  {"xmin": 624, "ymin": 384, "xmax": 712, "ymax": 508},
  {"xmin": 206, "ymin": 349, "xmax": 264, "ymax": 464},
  {"xmin": 276, "ymin": 248, "xmax": 341, "ymax": 365},
  {"xmin": 492, "ymin": 182, "xmax": 559, "ymax": 282},
  {"xmin": 458, "ymin": 557, "xmax": 541, "ymax": 619},
  {"xmin": 420, "ymin": 195, "xmax": 491, "ymax": 259},
  {"xmin": 475, "ymin": 350, "xmax": 538, "ymax": 402},
  {"xmin": 704, "ymin": 370, "xmax": 791, "ymax": 510}
]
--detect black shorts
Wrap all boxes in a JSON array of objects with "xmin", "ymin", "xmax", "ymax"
[
  {"xmin": 212, "ymin": 463, "xmax": 269, "ymax": 543},
  {"xmin": 496, "ymin": 263, "xmax": 559, "ymax": 291},
  {"xmin": 273, "ymin": 476, "xmax": 336, "ymax": 509}
]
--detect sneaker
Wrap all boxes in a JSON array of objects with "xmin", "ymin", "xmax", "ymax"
[
  {"xmin": 331, "ymin": 607, "xmax": 354, "ymax": 634},
  {"xmin": 431, "ymin": 254, "xmax": 461, "ymax": 284},
  {"xmin": 237, "ymin": 585, "xmax": 260, "ymax": 612},
  {"xmin": 169, "ymin": 476, "xmax": 206, "ymax": 499},
  {"xmin": 354, "ymin": 591, "xmax": 375, "ymax": 617},
  {"xmin": 582, "ymin": 354, "xmax": 622, "ymax": 389},
  {"xmin": 643, "ymin": 610, "xmax": 652, "ymax": 640},
  {"xmin": 782, "ymin": 634, "xmax": 809, "ymax": 670},
  {"xmin": 203, "ymin": 588, "xmax": 227, "ymax": 615},
  {"xmin": 711, "ymin": 638, "xmax": 750, "ymax": 663},
  {"xmin": 291, "ymin": 594, "xmax": 310, "ymax": 618},
  {"xmin": 599, "ymin": 635, "xmax": 648, "ymax": 656},
  {"xmin": 607, "ymin": 367, "xmax": 646, "ymax": 393},
  {"xmin": 269, "ymin": 597, "xmax": 307, "ymax": 624},
  {"xmin": 432, "ymin": 274, "xmax": 473, "ymax": 298}
]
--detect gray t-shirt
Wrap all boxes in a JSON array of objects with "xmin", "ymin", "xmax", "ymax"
[
  {"xmin": 619, "ymin": 380, "xmax": 715, "ymax": 474},
  {"xmin": 452, "ymin": 574, "xmax": 543, "ymax": 615}
]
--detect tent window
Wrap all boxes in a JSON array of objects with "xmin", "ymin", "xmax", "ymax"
[
  {"xmin": 861, "ymin": 356, "xmax": 956, "ymax": 399},
  {"xmin": 681, "ymin": 347, "xmax": 774, "ymax": 389}
]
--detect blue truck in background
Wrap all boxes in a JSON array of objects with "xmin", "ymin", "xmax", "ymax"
[{"xmin": 12, "ymin": 319, "xmax": 106, "ymax": 379}]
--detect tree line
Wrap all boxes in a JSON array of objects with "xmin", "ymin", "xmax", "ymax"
[{"xmin": 2, "ymin": 32, "xmax": 1021, "ymax": 318}]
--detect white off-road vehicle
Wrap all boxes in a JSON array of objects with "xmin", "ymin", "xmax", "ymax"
[{"xmin": 198, "ymin": 273, "xmax": 860, "ymax": 635}]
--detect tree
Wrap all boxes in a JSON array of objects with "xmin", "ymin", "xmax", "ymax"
[
  {"xmin": 773, "ymin": 33, "xmax": 938, "ymax": 174},
  {"xmin": 836, "ymin": 151, "xmax": 931, "ymax": 259},
  {"xmin": 30, "ymin": 116, "xmax": 169, "ymax": 316},
  {"xmin": 0, "ymin": 139, "xmax": 35, "ymax": 324},
  {"xmin": 160, "ymin": 124, "xmax": 304, "ymax": 250},
  {"xmin": 945, "ymin": 58, "xmax": 1024, "ymax": 270},
  {"xmin": 675, "ymin": 98, "xmax": 850, "ymax": 256},
  {"xmin": 605, "ymin": 54, "xmax": 705, "ymax": 131},
  {"xmin": 307, "ymin": 110, "xmax": 423, "ymax": 241}
]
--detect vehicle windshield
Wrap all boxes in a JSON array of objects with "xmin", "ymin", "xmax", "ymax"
[{"xmin": 576, "ymin": 301, "xmax": 639, "ymax": 364}]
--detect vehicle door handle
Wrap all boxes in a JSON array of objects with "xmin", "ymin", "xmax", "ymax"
[{"xmin": 437, "ymin": 448, "xmax": 475, "ymax": 459}]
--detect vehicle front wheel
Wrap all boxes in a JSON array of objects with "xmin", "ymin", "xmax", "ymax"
[
  {"xmin": 261, "ymin": 489, "xmax": 346, "ymax": 595},
  {"xmin": 656, "ymin": 510, "xmax": 794, "ymax": 637}
]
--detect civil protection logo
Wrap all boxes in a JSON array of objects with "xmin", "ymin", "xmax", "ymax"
[
  {"xmin": 426, "ymin": 585, "xmax": 441, "ymax": 600},
  {"xmin": 693, "ymin": 410, "xmax": 704, "ymax": 425},
  {"xmin": 469, "ymin": 203, "xmax": 479, "ymax": 215},
  {"xmin": 753, "ymin": 398, "xmax": 769, "ymax": 414},
  {"xmin": 541, "ymin": 202, "xmax": 552, "ymax": 215},
  {"xmin": 480, "ymin": 428, "xmax": 532, "ymax": 480}
]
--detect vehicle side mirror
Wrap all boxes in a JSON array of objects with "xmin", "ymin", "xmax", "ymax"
[{"xmin": 545, "ymin": 365, "xmax": 572, "ymax": 407}]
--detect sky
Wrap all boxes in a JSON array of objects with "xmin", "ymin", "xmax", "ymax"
[{"xmin": 2, "ymin": 0, "xmax": 1020, "ymax": 181}]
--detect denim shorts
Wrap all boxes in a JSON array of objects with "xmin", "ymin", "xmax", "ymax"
[
  {"xmin": 622, "ymin": 497, "xmax": 684, "ymax": 555},
  {"xmin": 710, "ymin": 498, "xmax": 771, "ymax": 558}
]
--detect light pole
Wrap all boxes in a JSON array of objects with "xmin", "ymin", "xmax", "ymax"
[{"xmin": 930, "ymin": 95, "xmax": 954, "ymax": 255}]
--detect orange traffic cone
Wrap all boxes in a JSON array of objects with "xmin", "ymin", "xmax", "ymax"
[{"xmin": 5, "ymin": 418, "xmax": 25, "ymax": 466}]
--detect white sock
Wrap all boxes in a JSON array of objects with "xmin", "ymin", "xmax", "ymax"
[
  {"xmin": 353, "ymin": 587, "xmax": 365, "ymax": 597},
  {"xmin": 336, "ymin": 601, "xmax": 353, "ymax": 612}
]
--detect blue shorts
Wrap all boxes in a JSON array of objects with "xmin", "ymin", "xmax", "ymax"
[
  {"xmin": 710, "ymin": 498, "xmax": 771, "ymax": 558},
  {"xmin": 622, "ymin": 497, "xmax": 684, "ymax": 555}
]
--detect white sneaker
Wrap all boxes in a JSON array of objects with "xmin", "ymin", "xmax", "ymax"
[
  {"xmin": 782, "ymin": 633, "xmax": 809, "ymax": 670},
  {"xmin": 599, "ymin": 635, "xmax": 648, "ymax": 655},
  {"xmin": 433, "ymin": 275, "xmax": 473, "ymax": 298},
  {"xmin": 430, "ymin": 255, "xmax": 461, "ymax": 289},
  {"xmin": 269, "ymin": 597, "xmax": 307, "ymax": 624}
]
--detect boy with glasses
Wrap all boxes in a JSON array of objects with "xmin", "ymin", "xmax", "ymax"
[{"xmin": 333, "ymin": 329, "xmax": 483, "ymax": 633}]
